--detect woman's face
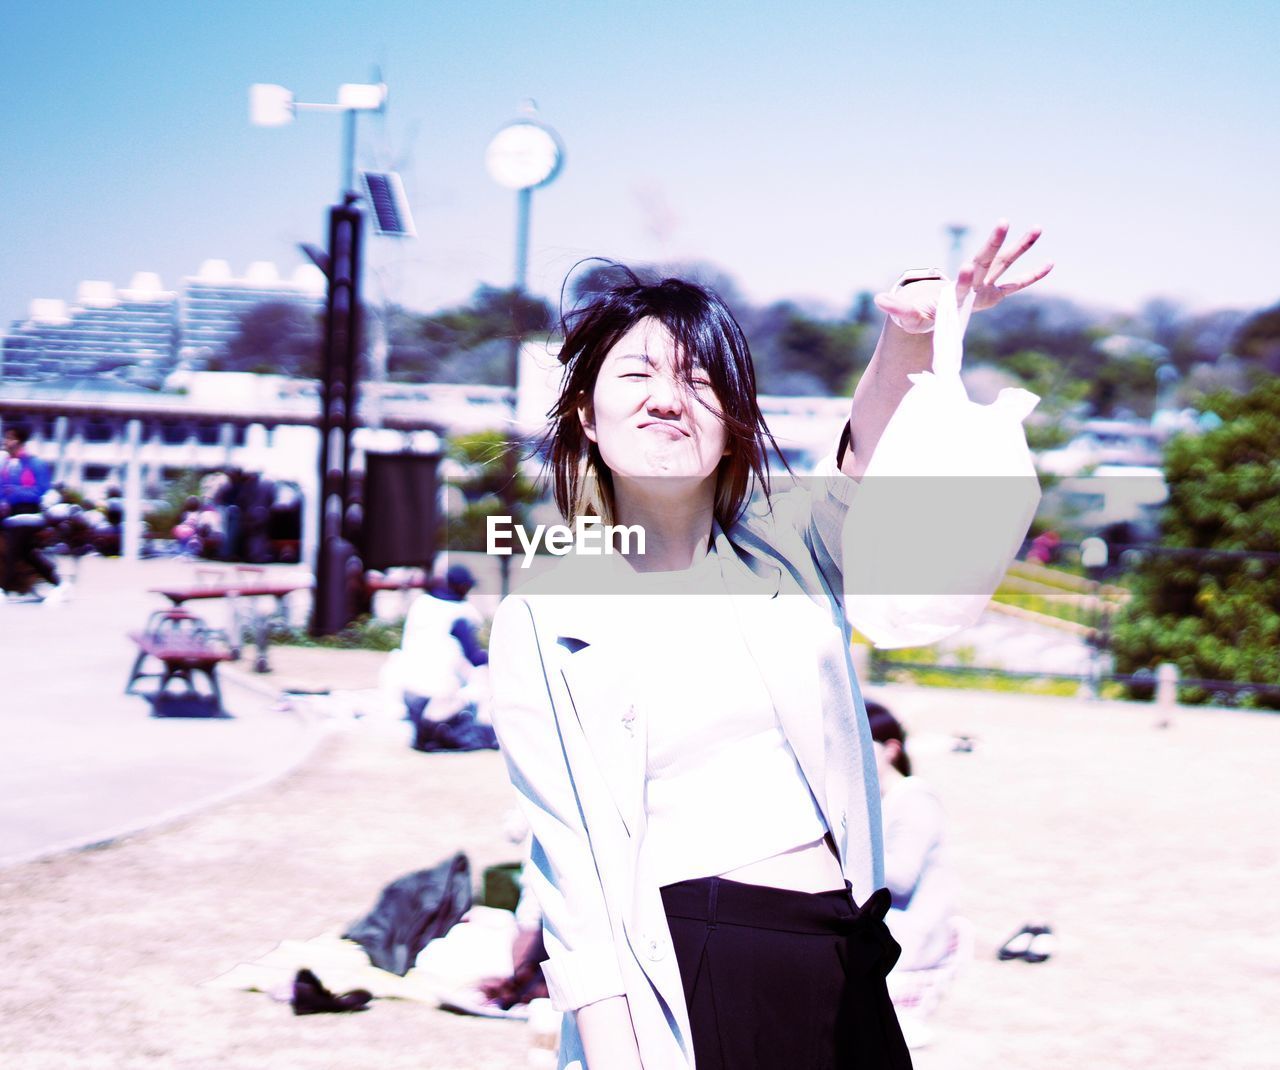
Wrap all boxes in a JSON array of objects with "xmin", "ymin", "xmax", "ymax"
[{"xmin": 579, "ymin": 317, "xmax": 728, "ymax": 487}]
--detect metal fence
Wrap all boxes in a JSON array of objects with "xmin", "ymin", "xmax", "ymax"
[{"xmin": 868, "ymin": 654, "xmax": 1280, "ymax": 711}]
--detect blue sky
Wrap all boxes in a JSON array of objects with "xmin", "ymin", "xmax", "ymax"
[{"xmin": 2, "ymin": 0, "xmax": 1277, "ymax": 328}]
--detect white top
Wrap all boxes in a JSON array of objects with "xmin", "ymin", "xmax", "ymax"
[
  {"xmin": 881, "ymin": 776, "xmax": 954, "ymax": 971},
  {"xmin": 397, "ymin": 591, "xmax": 481, "ymax": 699},
  {"xmin": 617, "ymin": 551, "xmax": 829, "ymax": 889}
]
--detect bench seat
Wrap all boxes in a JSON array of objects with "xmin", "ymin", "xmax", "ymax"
[{"xmin": 126, "ymin": 610, "xmax": 235, "ymax": 710}]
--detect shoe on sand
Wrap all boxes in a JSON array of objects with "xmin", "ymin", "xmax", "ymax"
[
  {"xmin": 997, "ymin": 923, "xmax": 1054, "ymax": 962},
  {"xmin": 1023, "ymin": 926, "xmax": 1055, "ymax": 963},
  {"xmin": 290, "ymin": 968, "xmax": 372, "ymax": 1015}
]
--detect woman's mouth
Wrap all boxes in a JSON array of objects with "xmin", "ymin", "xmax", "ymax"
[{"xmin": 638, "ymin": 421, "xmax": 690, "ymax": 440}]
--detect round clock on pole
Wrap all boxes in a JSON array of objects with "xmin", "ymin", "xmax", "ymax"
[{"xmin": 486, "ymin": 104, "xmax": 564, "ymax": 290}]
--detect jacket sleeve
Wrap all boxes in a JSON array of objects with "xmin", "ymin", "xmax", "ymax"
[
  {"xmin": 748, "ymin": 431, "xmax": 857, "ymax": 605},
  {"xmin": 803, "ymin": 436, "xmax": 861, "ymax": 600},
  {"xmin": 4, "ymin": 456, "xmax": 51, "ymax": 507},
  {"xmin": 449, "ymin": 615, "xmax": 489, "ymax": 667},
  {"xmin": 797, "ymin": 427, "xmax": 1037, "ymax": 649},
  {"xmin": 488, "ymin": 595, "xmax": 626, "ymax": 1012}
]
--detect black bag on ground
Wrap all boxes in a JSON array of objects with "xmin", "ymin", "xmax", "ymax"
[{"xmin": 343, "ymin": 852, "xmax": 472, "ymax": 976}]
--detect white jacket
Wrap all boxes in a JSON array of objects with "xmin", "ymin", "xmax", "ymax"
[{"xmin": 489, "ymin": 455, "xmax": 1029, "ymax": 1068}]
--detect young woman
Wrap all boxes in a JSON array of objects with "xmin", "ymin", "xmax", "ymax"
[{"xmin": 489, "ymin": 222, "xmax": 1050, "ymax": 1069}]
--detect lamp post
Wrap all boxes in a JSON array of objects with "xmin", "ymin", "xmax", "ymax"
[
  {"xmin": 485, "ymin": 103, "xmax": 564, "ymax": 596},
  {"xmin": 250, "ymin": 81, "xmax": 386, "ymax": 634},
  {"xmin": 944, "ymin": 223, "xmax": 970, "ymax": 279},
  {"xmin": 1081, "ymin": 535, "xmax": 1110, "ymax": 698}
]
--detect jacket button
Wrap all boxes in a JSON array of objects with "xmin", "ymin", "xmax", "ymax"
[
  {"xmin": 840, "ymin": 810, "xmax": 847, "ymax": 829},
  {"xmin": 646, "ymin": 937, "xmax": 665, "ymax": 962}
]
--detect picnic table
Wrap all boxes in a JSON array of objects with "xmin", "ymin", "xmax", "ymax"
[
  {"xmin": 362, "ymin": 569, "xmax": 435, "ymax": 614},
  {"xmin": 149, "ymin": 566, "xmax": 313, "ymax": 673}
]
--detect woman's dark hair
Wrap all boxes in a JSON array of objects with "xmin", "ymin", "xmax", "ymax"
[
  {"xmin": 4, "ymin": 424, "xmax": 32, "ymax": 445},
  {"xmin": 542, "ymin": 263, "xmax": 783, "ymax": 530},
  {"xmin": 865, "ymin": 701, "xmax": 912, "ymax": 777}
]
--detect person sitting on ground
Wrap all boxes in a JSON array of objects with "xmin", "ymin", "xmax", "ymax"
[
  {"xmin": 867, "ymin": 702, "xmax": 956, "ymax": 974},
  {"xmin": 468, "ymin": 865, "xmax": 550, "ymax": 1016},
  {"xmin": 867, "ymin": 700, "xmax": 970, "ymax": 1047},
  {"xmin": 395, "ymin": 565, "xmax": 493, "ymax": 751}
]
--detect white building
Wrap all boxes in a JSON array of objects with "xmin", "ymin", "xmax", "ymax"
[
  {"xmin": 1, "ymin": 261, "xmax": 327, "ymax": 386},
  {"xmin": 1, "ymin": 274, "xmax": 177, "ymax": 385},
  {"xmin": 0, "ymin": 372, "xmax": 448, "ymax": 568}
]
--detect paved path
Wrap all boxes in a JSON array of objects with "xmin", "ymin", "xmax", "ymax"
[{"xmin": 0, "ymin": 555, "xmax": 319, "ymax": 867}]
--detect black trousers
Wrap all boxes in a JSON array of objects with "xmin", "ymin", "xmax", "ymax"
[
  {"xmin": 1, "ymin": 523, "xmax": 59, "ymax": 591},
  {"xmin": 661, "ymin": 877, "xmax": 913, "ymax": 1070}
]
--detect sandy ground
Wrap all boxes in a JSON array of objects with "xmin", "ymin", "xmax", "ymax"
[
  {"xmin": 881, "ymin": 688, "xmax": 1280, "ymax": 1070},
  {"xmin": 2, "ymin": 659, "xmax": 1278, "ymax": 1069},
  {"xmin": 0, "ymin": 718, "xmax": 530, "ymax": 1070}
]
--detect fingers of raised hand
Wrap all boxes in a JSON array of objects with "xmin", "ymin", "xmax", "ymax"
[
  {"xmin": 988, "ymin": 226, "xmax": 1044, "ymax": 283},
  {"xmin": 995, "ymin": 260, "xmax": 1055, "ymax": 297},
  {"xmin": 960, "ymin": 222, "xmax": 1053, "ymax": 309},
  {"xmin": 968, "ymin": 220, "xmax": 1011, "ymax": 289},
  {"xmin": 873, "ymin": 290, "xmax": 915, "ymax": 320}
]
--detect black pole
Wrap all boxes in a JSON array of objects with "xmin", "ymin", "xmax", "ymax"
[{"xmin": 312, "ymin": 193, "xmax": 364, "ymax": 636}]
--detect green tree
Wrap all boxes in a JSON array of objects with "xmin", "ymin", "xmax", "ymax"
[
  {"xmin": 143, "ymin": 468, "xmax": 206, "ymax": 538},
  {"xmin": 744, "ymin": 302, "xmax": 873, "ymax": 396},
  {"xmin": 1110, "ymin": 379, "xmax": 1280, "ymax": 707},
  {"xmin": 389, "ymin": 286, "xmax": 554, "ymax": 385},
  {"xmin": 215, "ymin": 301, "xmax": 324, "ymax": 377},
  {"xmin": 443, "ymin": 431, "xmax": 542, "ymax": 551},
  {"xmin": 997, "ymin": 349, "xmax": 1089, "ymax": 450},
  {"xmin": 1234, "ymin": 302, "xmax": 1280, "ymax": 375}
]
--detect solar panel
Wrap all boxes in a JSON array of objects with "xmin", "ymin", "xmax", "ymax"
[{"xmin": 360, "ymin": 171, "xmax": 416, "ymax": 238}]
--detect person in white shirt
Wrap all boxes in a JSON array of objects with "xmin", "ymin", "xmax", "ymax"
[
  {"xmin": 396, "ymin": 565, "xmax": 489, "ymax": 748},
  {"xmin": 489, "ymin": 222, "xmax": 1050, "ymax": 1069}
]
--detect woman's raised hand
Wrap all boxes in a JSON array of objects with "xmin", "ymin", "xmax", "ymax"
[{"xmin": 874, "ymin": 220, "xmax": 1054, "ymax": 334}]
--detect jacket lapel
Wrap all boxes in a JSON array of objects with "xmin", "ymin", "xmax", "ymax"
[{"xmin": 557, "ymin": 620, "xmax": 647, "ymax": 839}]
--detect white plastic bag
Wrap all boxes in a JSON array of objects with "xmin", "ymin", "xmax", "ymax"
[{"xmin": 842, "ymin": 282, "xmax": 1042, "ymax": 649}]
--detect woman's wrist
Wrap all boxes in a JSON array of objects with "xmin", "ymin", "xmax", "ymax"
[
  {"xmin": 895, "ymin": 268, "xmax": 945, "ymax": 289},
  {"xmin": 886, "ymin": 269, "xmax": 946, "ymax": 335}
]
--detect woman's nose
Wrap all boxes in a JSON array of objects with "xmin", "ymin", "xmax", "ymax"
[{"xmin": 646, "ymin": 372, "xmax": 684, "ymax": 414}]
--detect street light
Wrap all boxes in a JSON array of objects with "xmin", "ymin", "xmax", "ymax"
[
  {"xmin": 1081, "ymin": 535, "xmax": 1110, "ymax": 697},
  {"xmin": 485, "ymin": 102, "xmax": 564, "ymax": 596},
  {"xmin": 944, "ymin": 223, "xmax": 969, "ymax": 279},
  {"xmin": 250, "ymin": 82, "xmax": 387, "ymax": 195},
  {"xmin": 249, "ymin": 80, "xmax": 386, "ymax": 635},
  {"xmin": 485, "ymin": 102, "xmax": 565, "ymax": 290}
]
